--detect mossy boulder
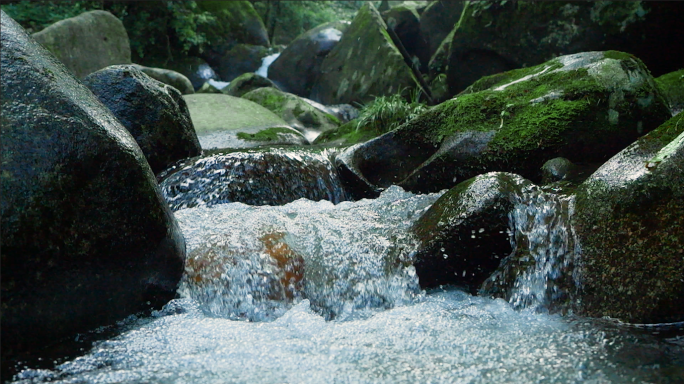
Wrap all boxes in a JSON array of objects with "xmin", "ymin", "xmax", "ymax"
[
  {"xmin": 215, "ymin": 43, "xmax": 270, "ymax": 82},
  {"xmin": 1, "ymin": 11, "xmax": 185, "ymax": 365},
  {"xmin": 381, "ymin": 3, "xmax": 429, "ymax": 73},
  {"xmin": 166, "ymin": 56, "xmax": 219, "ymax": 91},
  {"xmin": 268, "ymin": 21, "xmax": 350, "ymax": 98},
  {"xmin": 310, "ymin": 2, "xmax": 421, "ymax": 105},
  {"xmin": 159, "ymin": 148, "xmax": 349, "ymax": 211},
  {"xmin": 242, "ymin": 87, "xmax": 341, "ymax": 142},
  {"xmin": 655, "ymin": 69, "xmax": 684, "ymax": 116},
  {"xmin": 31, "ymin": 10, "xmax": 131, "ymax": 79},
  {"xmin": 412, "ymin": 172, "xmax": 532, "ymax": 292},
  {"xmin": 222, "ymin": 72, "xmax": 278, "ymax": 97},
  {"xmin": 183, "ymin": 93, "xmax": 307, "ymax": 150},
  {"xmin": 337, "ymin": 51, "xmax": 671, "ymax": 195},
  {"xmin": 130, "ymin": 64, "xmax": 194, "ymax": 95},
  {"xmin": 419, "ymin": 0, "xmax": 465, "ymax": 62},
  {"xmin": 83, "ymin": 65, "xmax": 202, "ymax": 174},
  {"xmin": 443, "ymin": 1, "xmax": 684, "ymax": 95},
  {"xmin": 571, "ymin": 112, "xmax": 684, "ymax": 323}
]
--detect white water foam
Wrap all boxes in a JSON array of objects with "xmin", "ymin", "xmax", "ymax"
[{"xmin": 256, "ymin": 53, "xmax": 281, "ymax": 78}]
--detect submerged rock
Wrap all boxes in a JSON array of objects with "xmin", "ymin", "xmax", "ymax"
[
  {"xmin": 32, "ymin": 10, "xmax": 131, "ymax": 79},
  {"xmin": 412, "ymin": 173, "xmax": 531, "ymax": 292},
  {"xmin": 222, "ymin": 72, "xmax": 278, "ymax": 97},
  {"xmin": 338, "ymin": 51, "xmax": 671, "ymax": 194},
  {"xmin": 1, "ymin": 11, "xmax": 185, "ymax": 363},
  {"xmin": 83, "ymin": 64, "xmax": 201, "ymax": 174},
  {"xmin": 656, "ymin": 69, "xmax": 684, "ymax": 116},
  {"xmin": 310, "ymin": 2, "xmax": 422, "ymax": 105},
  {"xmin": 131, "ymin": 64, "xmax": 195, "ymax": 94},
  {"xmin": 268, "ymin": 21, "xmax": 349, "ymax": 98},
  {"xmin": 159, "ymin": 148, "xmax": 349, "ymax": 211},
  {"xmin": 183, "ymin": 93, "xmax": 307, "ymax": 150}
]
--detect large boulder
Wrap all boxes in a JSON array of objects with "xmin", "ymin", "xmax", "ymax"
[
  {"xmin": 309, "ymin": 3, "xmax": 422, "ymax": 105},
  {"xmin": 131, "ymin": 64, "xmax": 195, "ymax": 95},
  {"xmin": 441, "ymin": 1, "xmax": 684, "ymax": 95},
  {"xmin": 83, "ymin": 65, "xmax": 202, "ymax": 175},
  {"xmin": 221, "ymin": 72, "xmax": 278, "ymax": 97},
  {"xmin": 571, "ymin": 112, "xmax": 684, "ymax": 323},
  {"xmin": 215, "ymin": 43, "xmax": 270, "ymax": 82},
  {"xmin": 337, "ymin": 51, "xmax": 671, "ymax": 195},
  {"xmin": 159, "ymin": 148, "xmax": 349, "ymax": 211},
  {"xmin": 412, "ymin": 173, "xmax": 531, "ymax": 292},
  {"xmin": 656, "ymin": 69, "xmax": 684, "ymax": 116},
  {"xmin": 268, "ymin": 21, "xmax": 350, "ymax": 98},
  {"xmin": 1, "ymin": 11, "xmax": 185, "ymax": 364},
  {"xmin": 419, "ymin": 0, "xmax": 465, "ymax": 62},
  {"xmin": 166, "ymin": 56, "xmax": 219, "ymax": 91},
  {"xmin": 242, "ymin": 87, "xmax": 341, "ymax": 142},
  {"xmin": 183, "ymin": 93, "xmax": 307, "ymax": 150},
  {"xmin": 31, "ymin": 10, "xmax": 131, "ymax": 79},
  {"xmin": 381, "ymin": 2, "xmax": 430, "ymax": 73}
]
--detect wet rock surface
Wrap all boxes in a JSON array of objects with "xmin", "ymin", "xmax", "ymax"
[
  {"xmin": 215, "ymin": 43, "xmax": 270, "ymax": 82},
  {"xmin": 83, "ymin": 64, "xmax": 201, "ymax": 174},
  {"xmin": 656, "ymin": 69, "xmax": 684, "ymax": 116},
  {"xmin": 131, "ymin": 64, "xmax": 195, "ymax": 95},
  {"xmin": 221, "ymin": 72, "xmax": 278, "ymax": 97}
]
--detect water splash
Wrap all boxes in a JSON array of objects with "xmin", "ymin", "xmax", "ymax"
[{"xmin": 256, "ymin": 53, "xmax": 281, "ymax": 78}]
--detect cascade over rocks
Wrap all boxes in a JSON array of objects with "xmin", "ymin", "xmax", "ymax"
[
  {"xmin": 437, "ymin": 1, "xmax": 684, "ymax": 96},
  {"xmin": 310, "ymin": 2, "xmax": 422, "ymax": 105},
  {"xmin": 268, "ymin": 21, "xmax": 350, "ymax": 98},
  {"xmin": 222, "ymin": 72, "xmax": 278, "ymax": 97},
  {"xmin": 31, "ymin": 10, "xmax": 131, "ymax": 79},
  {"xmin": 1, "ymin": 11, "xmax": 185, "ymax": 364},
  {"xmin": 83, "ymin": 65, "xmax": 201, "ymax": 174},
  {"xmin": 412, "ymin": 173, "xmax": 532, "ymax": 292},
  {"xmin": 158, "ymin": 148, "xmax": 349, "ymax": 211},
  {"xmin": 183, "ymin": 93, "xmax": 307, "ymax": 150},
  {"xmin": 131, "ymin": 64, "xmax": 195, "ymax": 95},
  {"xmin": 337, "ymin": 51, "xmax": 671, "ymax": 195}
]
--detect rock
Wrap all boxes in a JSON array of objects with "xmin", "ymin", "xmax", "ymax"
[
  {"xmin": 443, "ymin": 1, "xmax": 684, "ymax": 95},
  {"xmin": 337, "ymin": 51, "xmax": 671, "ymax": 195},
  {"xmin": 197, "ymin": 81, "xmax": 223, "ymax": 94},
  {"xmin": 571, "ymin": 112, "xmax": 684, "ymax": 323},
  {"xmin": 195, "ymin": 0, "xmax": 269, "ymax": 71},
  {"xmin": 419, "ymin": 0, "xmax": 465, "ymax": 62},
  {"xmin": 268, "ymin": 21, "xmax": 350, "ymax": 98},
  {"xmin": 215, "ymin": 43, "xmax": 270, "ymax": 82},
  {"xmin": 309, "ymin": 3, "xmax": 422, "ymax": 105},
  {"xmin": 541, "ymin": 157, "xmax": 577, "ymax": 184},
  {"xmin": 222, "ymin": 72, "xmax": 278, "ymax": 97},
  {"xmin": 183, "ymin": 93, "xmax": 307, "ymax": 150},
  {"xmin": 166, "ymin": 56, "xmax": 219, "ymax": 91},
  {"xmin": 412, "ymin": 173, "xmax": 531, "ymax": 292},
  {"xmin": 242, "ymin": 87, "xmax": 341, "ymax": 142},
  {"xmin": 1, "ymin": 11, "xmax": 185, "ymax": 364},
  {"xmin": 83, "ymin": 65, "xmax": 202, "ymax": 174},
  {"xmin": 31, "ymin": 10, "xmax": 131, "ymax": 79},
  {"xmin": 656, "ymin": 69, "xmax": 684, "ymax": 116},
  {"xmin": 381, "ymin": 2, "xmax": 429, "ymax": 73},
  {"xmin": 131, "ymin": 64, "xmax": 195, "ymax": 94},
  {"xmin": 159, "ymin": 148, "xmax": 349, "ymax": 211}
]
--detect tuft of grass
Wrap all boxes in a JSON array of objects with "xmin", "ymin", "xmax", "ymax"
[{"xmin": 355, "ymin": 92, "xmax": 427, "ymax": 134}]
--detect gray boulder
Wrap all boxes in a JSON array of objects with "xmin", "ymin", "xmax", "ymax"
[
  {"xmin": 215, "ymin": 43, "xmax": 270, "ymax": 82},
  {"xmin": 222, "ymin": 72, "xmax": 278, "ymax": 97},
  {"xmin": 32, "ymin": 10, "xmax": 131, "ymax": 79},
  {"xmin": 167, "ymin": 56, "xmax": 219, "ymax": 91},
  {"xmin": 419, "ymin": 0, "xmax": 465, "ymax": 62},
  {"xmin": 131, "ymin": 64, "xmax": 195, "ymax": 95},
  {"xmin": 1, "ymin": 11, "xmax": 185, "ymax": 363},
  {"xmin": 83, "ymin": 65, "xmax": 202, "ymax": 174}
]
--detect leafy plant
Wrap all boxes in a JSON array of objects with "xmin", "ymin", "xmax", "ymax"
[{"xmin": 355, "ymin": 92, "xmax": 428, "ymax": 134}]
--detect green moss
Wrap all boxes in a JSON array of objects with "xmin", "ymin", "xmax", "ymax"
[
  {"xmin": 236, "ymin": 127, "xmax": 296, "ymax": 142},
  {"xmin": 655, "ymin": 69, "xmax": 684, "ymax": 113}
]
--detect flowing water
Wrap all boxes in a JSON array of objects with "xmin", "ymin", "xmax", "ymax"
[
  {"xmin": 10, "ymin": 187, "xmax": 684, "ymax": 383},
  {"xmin": 256, "ymin": 53, "xmax": 281, "ymax": 78}
]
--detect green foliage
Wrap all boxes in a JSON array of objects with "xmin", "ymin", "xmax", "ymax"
[
  {"xmin": 355, "ymin": 92, "xmax": 428, "ymax": 134},
  {"xmin": 1, "ymin": 0, "xmax": 106, "ymax": 33}
]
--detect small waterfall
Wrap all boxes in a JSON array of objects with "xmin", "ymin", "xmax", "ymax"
[{"xmin": 256, "ymin": 53, "xmax": 281, "ymax": 78}]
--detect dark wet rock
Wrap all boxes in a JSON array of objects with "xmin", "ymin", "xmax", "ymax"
[
  {"xmin": 242, "ymin": 87, "xmax": 341, "ymax": 142},
  {"xmin": 83, "ymin": 65, "xmax": 202, "ymax": 174},
  {"xmin": 269, "ymin": 21, "xmax": 349, "ymax": 98},
  {"xmin": 338, "ymin": 51, "xmax": 671, "ymax": 195},
  {"xmin": 310, "ymin": 3, "xmax": 422, "ymax": 105},
  {"xmin": 571, "ymin": 112, "xmax": 684, "ymax": 323},
  {"xmin": 183, "ymin": 93, "xmax": 307, "ymax": 150},
  {"xmin": 541, "ymin": 157, "xmax": 577, "ymax": 184},
  {"xmin": 222, "ymin": 72, "xmax": 278, "ymax": 97},
  {"xmin": 381, "ymin": 2, "xmax": 430, "ymax": 73},
  {"xmin": 412, "ymin": 173, "xmax": 531, "ymax": 292},
  {"xmin": 167, "ymin": 56, "xmax": 219, "ymax": 91},
  {"xmin": 159, "ymin": 148, "xmax": 349, "ymax": 210},
  {"xmin": 197, "ymin": 81, "xmax": 223, "ymax": 94},
  {"xmin": 656, "ymin": 69, "xmax": 684, "ymax": 116},
  {"xmin": 420, "ymin": 1, "xmax": 465, "ymax": 63},
  {"xmin": 215, "ymin": 43, "xmax": 270, "ymax": 82},
  {"xmin": 442, "ymin": 1, "xmax": 684, "ymax": 95},
  {"xmin": 131, "ymin": 64, "xmax": 194, "ymax": 95},
  {"xmin": 1, "ymin": 11, "xmax": 185, "ymax": 364},
  {"xmin": 31, "ymin": 10, "xmax": 131, "ymax": 79}
]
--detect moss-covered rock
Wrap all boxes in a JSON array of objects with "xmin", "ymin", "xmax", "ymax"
[
  {"xmin": 655, "ymin": 69, "xmax": 684, "ymax": 116},
  {"xmin": 214, "ymin": 43, "xmax": 270, "ymax": 82},
  {"xmin": 83, "ymin": 65, "xmax": 201, "ymax": 174},
  {"xmin": 310, "ymin": 2, "xmax": 421, "ymax": 105},
  {"xmin": 183, "ymin": 93, "xmax": 307, "ymax": 150},
  {"xmin": 242, "ymin": 87, "xmax": 340, "ymax": 142},
  {"xmin": 31, "ymin": 10, "xmax": 131, "ymax": 79},
  {"xmin": 269, "ymin": 20, "xmax": 350, "ymax": 98},
  {"xmin": 1, "ymin": 11, "xmax": 184, "ymax": 365},
  {"xmin": 338, "ymin": 51, "xmax": 671, "ymax": 194},
  {"xmin": 419, "ymin": 0, "xmax": 465, "ymax": 63},
  {"xmin": 412, "ymin": 172, "xmax": 532, "ymax": 292},
  {"xmin": 222, "ymin": 72, "xmax": 278, "ymax": 97},
  {"xmin": 443, "ymin": 1, "xmax": 684, "ymax": 95},
  {"xmin": 571, "ymin": 112, "xmax": 684, "ymax": 323},
  {"xmin": 131, "ymin": 64, "xmax": 194, "ymax": 95},
  {"xmin": 381, "ymin": 3, "xmax": 429, "ymax": 72}
]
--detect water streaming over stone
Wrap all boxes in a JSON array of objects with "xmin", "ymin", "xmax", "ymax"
[{"xmin": 256, "ymin": 53, "xmax": 281, "ymax": 78}]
